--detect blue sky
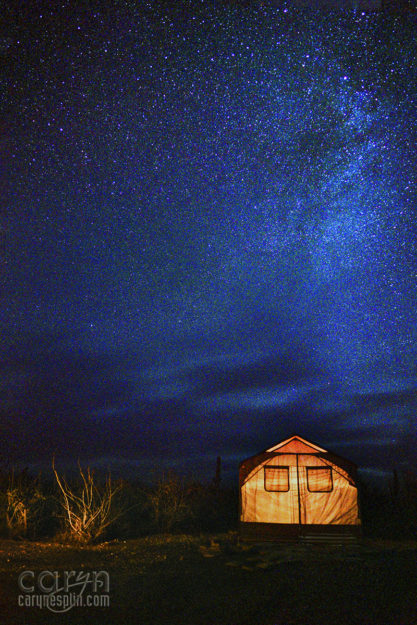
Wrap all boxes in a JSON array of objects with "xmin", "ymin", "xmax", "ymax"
[{"xmin": 2, "ymin": 1, "xmax": 417, "ymax": 482}]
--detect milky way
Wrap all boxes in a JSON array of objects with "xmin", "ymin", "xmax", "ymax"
[{"xmin": 3, "ymin": 2, "xmax": 417, "ymax": 480}]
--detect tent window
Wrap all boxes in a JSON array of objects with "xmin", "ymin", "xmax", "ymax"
[
  {"xmin": 264, "ymin": 466, "xmax": 289, "ymax": 492},
  {"xmin": 307, "ymin": 467, "xmax": 333, "ymax": 492}
]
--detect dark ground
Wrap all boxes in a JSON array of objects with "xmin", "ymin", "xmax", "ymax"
[{"xmin": 1, "ymin": 534, "xmax": 416, "ymax": 625}]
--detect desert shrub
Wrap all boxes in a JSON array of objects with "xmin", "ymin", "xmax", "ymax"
[
  {"xmin": 148, "ymin": 472, "xmax": 192, "ymax": 533},
  {"xmin": 53, "ymin": 461, "xmax": 124, "ymax": 543},
  {"xmin": 0, "ymin": 469, "xmax": 57, "ymax": 539},
  {"xmin": 394, "ymin": 470, "xmax": 417, "ymax": 538},
  {"xmin": 359, "ymin": 470, "xmax": 417, "ymax": 539},
  {"xmin": 30, "ymin": 479, "xmax": 60, "ymax": 539},
  {"xmin": 146, "ymin": 471, "xmax": 239, "ymax": 535},
  {"xmin": 104, "ymin": 480, "xmax": 151, "ymax": 539},
  {"xmin": 185, "ymin": 482, "xmax": 238, "ymax": 532},
  {"xmin": 359, "ymin": 479, "xmax": 393, "ymax": 538}
]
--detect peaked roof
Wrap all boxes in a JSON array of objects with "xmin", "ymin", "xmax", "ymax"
[
  {"xmin": 239, "ymin": 434, "xmax": 358, "ymax": 485},
  {"xmin": 266, "ymin": 434, "xmax": 327, "ymax": 454}
]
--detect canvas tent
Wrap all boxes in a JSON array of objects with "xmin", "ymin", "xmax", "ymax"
[{"xmin": 239, "ymin": 435, "xmax": 361, "ymax": 541}]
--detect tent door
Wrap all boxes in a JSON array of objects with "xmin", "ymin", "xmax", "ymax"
[
  {"xmin": 295, "ymin": 454, "xmax": 329, "ymax": 525},
  {"xmin": 297, "ymin": 457, "xmax": 335, "ymax": 525},
  {"xmin": 295, "ymin": 453, "xmax": 302, "ymax": 525}
]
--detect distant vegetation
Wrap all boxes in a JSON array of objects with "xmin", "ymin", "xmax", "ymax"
[
  {"xmin": 0, "ymin": 462, "xmax": 416, "ymax": 543},
  {"xmin": 0, "ymin": 460, "xmax": 238, "ymax": 543},
  {"xmin": 358, "ymin": 469, "xmax": 417, "ymax": 539}
]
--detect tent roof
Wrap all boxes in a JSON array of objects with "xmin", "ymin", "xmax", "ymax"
[
  {"xmin": 239, "ymin": 434, "xmax": 358, "ymax": 486},
  {"xmin": 266, "ymin": 434, "xmax": 327, "ymax": 453}
]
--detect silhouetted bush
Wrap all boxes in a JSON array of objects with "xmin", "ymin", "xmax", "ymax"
[
  {"xmin": 359, "ymin": 470, "xmax": 417, "ymax": 539},
  {"xmin": 104, "ymin": 479, "xmax": 151, "ymax": 539},
  {"xmin": 184, "ymin": 481, "xmax": 238, "ymax": 532},
  {"xmin": 0, "ymin": 469, "xmax": 59, "ymax": 540},
  {"xmin": 147, "ymin": 471, "xmax": 193, "ymax": 533}
]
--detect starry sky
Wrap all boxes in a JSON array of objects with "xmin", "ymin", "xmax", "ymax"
[{"xmin": 2, "ymin": 1, "xmax": 417, "ymax": 482}]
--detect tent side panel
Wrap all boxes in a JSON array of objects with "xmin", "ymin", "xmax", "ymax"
[
  {"xmin": 241, "ymin": 455, "xmax": 299, "ymax": 523},
  {"xmin": 298, "ymin": 454, "xmax": 360, "ymax": 526}
]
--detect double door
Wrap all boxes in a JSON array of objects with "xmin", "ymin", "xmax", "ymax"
[{"xmin": 266, "ymin": 454, "xmax": 334, "ymax": 525}]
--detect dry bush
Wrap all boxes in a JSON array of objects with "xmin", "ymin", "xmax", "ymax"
[
  {"xmin": 148, "ymin": 472, "xmax": 191, "ymax": 533},
  {"xmin": 53, "ymin": 460, "xmax": 124, "ymax": 543},
  {"xmin": 6, "ymin": 487, "xmax": 29, "ymax": 537},
  {"xmin": 4, "ymin": 470, "xmax": 47, "ymax": 539}
]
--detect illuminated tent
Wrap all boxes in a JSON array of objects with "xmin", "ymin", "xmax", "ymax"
[{"xmin": 239, "ymin": 435, "xmax": 361, "ymax": 541}]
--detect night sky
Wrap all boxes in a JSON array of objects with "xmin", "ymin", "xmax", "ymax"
[{"xmin": 2, "ymin": 1, "xmax": 417, "ymax": 482}]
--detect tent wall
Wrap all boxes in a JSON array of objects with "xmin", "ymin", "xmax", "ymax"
[{"xmin": 240, "ymin": 451, "xmax": 360, "ymax": 528}]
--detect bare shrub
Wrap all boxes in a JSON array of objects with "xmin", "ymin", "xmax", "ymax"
[
  {"xmin": 148, "ymin": 472, "xmax": 191, "ymax": 533},
  {"xmin": 52, "ymin": 460, "xmax": 123, "ymax": 543},
  {"xmin": 6, "ymin": 487, "xmax": 28, "ymax": 537},
  {"xmin": 5, "ymin": 470, "xmax": 47, "ymax": 539}
]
